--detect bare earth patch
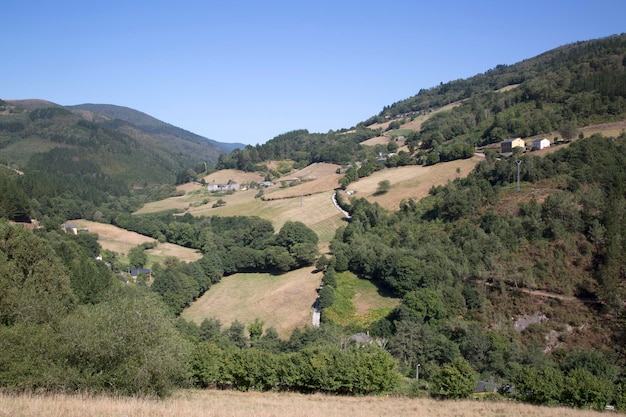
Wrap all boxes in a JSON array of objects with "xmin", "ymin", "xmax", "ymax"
[{"xmin": 182, "ymin": 267, "xmax": 322, "ymax": 338}]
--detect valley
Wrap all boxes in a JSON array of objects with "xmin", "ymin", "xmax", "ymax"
[{"xmin": 1, "ymin": 34, "xmax": 625, "ymax": 410}]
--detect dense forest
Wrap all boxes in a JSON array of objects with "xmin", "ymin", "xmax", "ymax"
[{"xmin": 1, "ymin": 35, "xmax": 626, "ymax": 411}]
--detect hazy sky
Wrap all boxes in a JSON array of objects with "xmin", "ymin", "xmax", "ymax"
[{"xmin": 3, "ymin": 1, "xmax": 625, "ymax": 145}]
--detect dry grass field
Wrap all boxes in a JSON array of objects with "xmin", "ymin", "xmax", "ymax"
[
  {"xmin": 0, "ymin": 390, "xmax": 609, "ymax": 417},
  {"xmin": 136, "ymin": 165, "xmax": 346, "ymax": 242},
  {"xmin": 340, "ymin": 156, "xmax": 482, "ymax": 210},
  {"xmin": 182, "ymin": 267, "xmax": 322, "ymax": 337},
  {"xmin": 187, "ymin": 189, "xmax": 347, "ymax": 243},
  {"xmin": 264, "ymin": 162, "xmax": 343, "ymax": 199},
  {"xmin": 366, "ymin": 101, "xmax": 464, "ymax": 132},
  {"xmin": 133, "ymin": 187, "xmax": 204, "ymax": 214},
  {"xmin": 70, "ymin": 219, "xmax": 202, "ymax": 262},
  {"xmin": 360, "ymin": 135, "xmax": 392, "ymax": 146},
  {"xmin": 202, "ymin": 169, "xmax": 266, "ymax": 185},
  {"xmin": 579, "ymin": 120, "xmax": 626, "ymax": 138}
]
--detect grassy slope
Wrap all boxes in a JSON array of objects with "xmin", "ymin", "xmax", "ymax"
[
  {"xmin": 323, "ymin": 272, "xmax": 400, "ymax": 329},
  {"xmin": 340, "ymin": 157, "xmax": 482, "ymax": 210},
  {"xmin": 182, "ymin": 267, "xmax": 322, "ymax": 337},
  {"xmin": 71, "ymin": 219, "xmax": 202, "ymax": 265}
]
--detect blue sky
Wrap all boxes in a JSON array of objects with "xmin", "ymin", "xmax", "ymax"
[{"xmin": 3, "ymin": 1, "xmax": 625, "ymax": 145}]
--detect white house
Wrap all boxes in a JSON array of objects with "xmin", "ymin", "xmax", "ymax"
[
  {"xmin": 532, "ymin": 138, "xmax": 551, "ymax": 150},
  {"xmin": 207, "ymin": 182, "xmax": 240, "ymax": 192},
  {"xmin": 61, "ymin": 223, "xmax": 78, "ymax": 235}
]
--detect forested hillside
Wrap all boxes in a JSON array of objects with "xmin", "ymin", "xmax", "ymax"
[
  {"xmin": 218, "ymin": 34, "xmax": 626, "ymax": 171},
  {"xmin": 0, "ymin": 100, "xmax": 237, "ymax": 223},
  {"xmin": 69, "ymin": 103, "xmax": 244, "ymax": 153}
]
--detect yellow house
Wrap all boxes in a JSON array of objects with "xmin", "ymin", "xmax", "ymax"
[{"xmin": 501, "ymin": 137, "xmax": 525, "ymax": 153}]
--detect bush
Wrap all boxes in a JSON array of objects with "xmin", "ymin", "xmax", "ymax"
[
  {"xmin": 514, "ymin": 366, "xmax": 564, "ymax": 406},
  {"xmin": 60, "ymin": 287, "xmax": 192, "ymax": 396},
  {"xmin": 562, "ymin": 368, "xmax": 613, "ymax": 410},
  {"xmin": 430, "ymin": 358, "xmax": 478, "ymax": 399}
]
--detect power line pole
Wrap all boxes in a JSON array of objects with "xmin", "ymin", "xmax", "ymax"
[{"xmin": 516, "ymin": 160, "xmax": 523, "ymax": 191}]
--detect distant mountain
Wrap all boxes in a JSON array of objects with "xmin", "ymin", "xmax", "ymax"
[
  {"xmin": 0, "ymin": 98, "xmax": 245, "ymax": 194},
  {"xmin": 68, "ymin": 103, "xmax": 244, "ymax": 153}
]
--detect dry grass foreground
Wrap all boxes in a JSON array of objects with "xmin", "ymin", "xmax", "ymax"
[
  {"xmin": 0, "ymin": 390, "xmax": 608, "ymax": 417},
  {"xmin": 70, "ymin": 219, "xmax": 202, "ymax": 262},
  {"xmin": 182, "ymin": 266, "xmax": 322, "ymax": 338}
]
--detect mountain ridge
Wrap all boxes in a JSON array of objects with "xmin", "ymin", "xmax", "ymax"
[{"xmin": 67, "ymin": 103, "xmax": 245, "ymax": 152}]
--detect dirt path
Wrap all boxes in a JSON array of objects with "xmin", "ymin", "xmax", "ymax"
[{"xmin": 477, "ymin": 280, "xmax": 596, "ymax": 304}]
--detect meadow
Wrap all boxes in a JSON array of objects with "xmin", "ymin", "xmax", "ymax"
[
  {"xmin": 0, "ymin": 390, "xmax": 609, "ymax": 417},
  {"xmin": 70, "ymin": 219, "xmax": 203, "ymax": 264},
  {"xmin": 340, "ymin": 157, "xmax": 481, "ymax": 210},
  {"xmin": 181, "ymin": 267, "xmax": 322, "ymax": 337}
]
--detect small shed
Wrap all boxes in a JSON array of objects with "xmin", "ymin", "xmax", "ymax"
[{"xmin": 532, "ymin": 138, "xmax": 551, "ymax": 150}]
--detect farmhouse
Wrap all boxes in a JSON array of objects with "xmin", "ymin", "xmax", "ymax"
[
  {"xmin": 61, "ymin": 223, "xmax": 78, "ymax": 235},
  {"xmin": 207, "ymin": 182, "xmax": 240, "ymax": 192},
  {"xmin": 501, "ymin": 137, "xmax": 525, "ymax": 153},
  {"xmin": 532, "ymin": 137, "xmax": 551, "ymax": 150},
  {"xmin": 130, "ymin": 268, "xmax": 151, "ymax": 280}
]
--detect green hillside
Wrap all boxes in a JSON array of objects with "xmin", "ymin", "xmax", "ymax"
[
  {"xmin": 0, "ymin": 35, "xmax": 625, "ymax": 409},
  {"xmin": 217, "ymin": 34, "xmax": 626, "ymax": 173}
]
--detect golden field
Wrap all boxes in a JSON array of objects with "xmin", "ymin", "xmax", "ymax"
[
  {"xmin": 69, "ymin": 219, "xmax": 203, "ymax": 263},
  {"xmin": 0, "ymin": 390, "xmax": 609, "ymax": 417},
  {"xmin": 182, "ymin": 267, "xmax": 322, "ymax": 338}
]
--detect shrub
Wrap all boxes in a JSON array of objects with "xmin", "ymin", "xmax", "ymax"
[{"xmin": 430, "ymin": 358, "xmax": 478, "ymax": 399}]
